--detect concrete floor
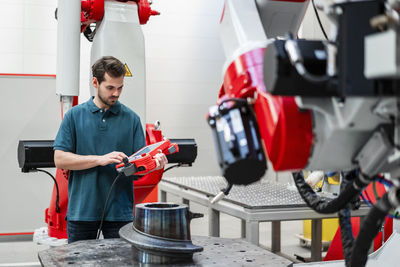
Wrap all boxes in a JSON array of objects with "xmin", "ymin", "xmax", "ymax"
[
  {"xmin": 0, "ymin": 242, "xmax": 45, "ymax": 266},
  {"xmin": 0, "ymin": 195, "xmax": 319, "ymax": 266}
]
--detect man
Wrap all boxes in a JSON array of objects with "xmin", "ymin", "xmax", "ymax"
[{"xmin": 54, "ymin": 56, "xmax": 167, "ymax": 243}]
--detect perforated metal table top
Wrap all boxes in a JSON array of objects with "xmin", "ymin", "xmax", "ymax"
[
  {"xmin": 38, "ymin": 236, "xmax": 293, "ymax": 267},
  {"xmin": 162, "ymin": 176, "xmax": 308, "ymax": 209}
]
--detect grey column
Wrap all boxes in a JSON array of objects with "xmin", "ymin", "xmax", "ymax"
[
  {"xmin": 271, "ymin": 221, "xmax": 281, "ymax": 253},
  {"xmin": 160, "ymin": 190, "xmax": 167, "ymax": 202},
  {"xmin": 245, "ymin": 220, "xmax": 259, "ymax": 245},
  {"xmin": 311, "ymin": 219, "xmax": 322, "ymax": 261},
  {"xmin": 182, "ymin": 198, "xmax": 190, "ymax": 206},
  {"xmin": 241, "ymin": 219, "xmax": 246, "ymax": 238},
  {"xmin": 208, "ymin": 208, "xmax": 220, "ymax": 237}
]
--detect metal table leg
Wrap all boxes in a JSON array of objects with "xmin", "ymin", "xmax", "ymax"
[
  {"xmin": 241, "ymin": 219, "xmax": 246, "ymax": 238},
  {"xmin": 182, "ymin": 198, "xmax": 190, "ymax": 206},
  {"xmin": 311, "ymin": 219, "xmax": 322, "ymax": 261},
  {"xmin": 160, "ymin": 190, "xmax": 167, "ymax": 202},
  {"xmin": 271, "ymin": 221, "xmax": 281, "ymax": 253},
  {"xmin": 245, "ymin": 220, "xmax": 259, "ymax": 246},
  {"xmin": 208, "ymin": 207, "xmax": 220, "ymax": 237}
]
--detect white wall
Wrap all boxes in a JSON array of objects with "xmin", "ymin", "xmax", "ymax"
[
  {"xmin": 0, "ymin": 76, "xmax": 59, "ymax": 233},
  {"xmin": 0, "ymin": 0, "xmax": 59, "ymax": 233},
  {"xmin": 0, "ymin": 0, "xmax": 57, "ymax": 74}
]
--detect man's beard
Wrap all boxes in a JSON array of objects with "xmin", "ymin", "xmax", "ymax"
[{"xmin": 98, "ymin": 93, "xmax": 118, "ymax": 107}]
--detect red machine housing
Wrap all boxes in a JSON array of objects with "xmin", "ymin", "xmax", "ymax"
[
  {"xmin": 45, "ymin": 169, "xmax": 69, "ymax": 239},
  {"xmin": 80, "ymin": 0, "xmax": 159, "ymax": 32},
  {"xmin": 135, "ymin": 0, "xmax": 160, "ymax": 25},
  {"xmin": 219, "ymin": 47, "xmax": 314, "ymax": 171},
  {"xmin": 133, "ymin": 123, "xmax": 166, "ymax": 204},
  {"xmin": 80, "ymin": 0, "xmax": 104, "ymax": 32}
]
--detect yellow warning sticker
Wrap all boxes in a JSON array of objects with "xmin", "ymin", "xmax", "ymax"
[{"xmin": 124, "ymin": 63, "xmax": 132, "ymax": 77}]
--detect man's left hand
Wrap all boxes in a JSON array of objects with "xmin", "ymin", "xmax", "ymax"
[{"xmin": 154, "ymin": 151, "xmax": 168, "ymax": 170}]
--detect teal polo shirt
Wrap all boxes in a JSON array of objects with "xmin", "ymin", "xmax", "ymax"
[{"xmin": 53, "ymin": 97, "xmax": 146, "ymax": 221}]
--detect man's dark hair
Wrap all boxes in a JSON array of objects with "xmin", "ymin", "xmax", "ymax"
[{"xmin": 92, "ymin": 56, "xmax": 126, "ymax": 84}]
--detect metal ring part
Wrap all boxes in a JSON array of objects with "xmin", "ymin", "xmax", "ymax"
[{"xmin": 119, "ymin": 203, "xmax": 203, "ymax": 264}]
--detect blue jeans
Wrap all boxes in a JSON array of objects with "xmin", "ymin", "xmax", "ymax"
[{"xmin": 67, "ymin": 220, "xmax": 131, "ymax": 243}]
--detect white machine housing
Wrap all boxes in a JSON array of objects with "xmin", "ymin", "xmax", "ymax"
[{"xmin": 91, "ymin": 0, "xmax": 146, "ymax": 126}]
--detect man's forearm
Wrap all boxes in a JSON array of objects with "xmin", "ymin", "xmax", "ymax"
[{"xmin": 54, "ymin": 150, "xmax": 100, "ymax": 170}]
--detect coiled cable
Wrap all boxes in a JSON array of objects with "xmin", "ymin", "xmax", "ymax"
[
  {"xmin": 292, "ymin": 171, "xmax": 369, "ymax": 214},
  {"xmin": 338, "ymin": 171, "xmax": 359, "ymax": 267},
  {"xmin": 350, "ymin": 190, "xmax": 397, "ymax": 267}
]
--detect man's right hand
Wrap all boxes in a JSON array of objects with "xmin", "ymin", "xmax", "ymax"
[{"xmin": 98, "ymin": 151, "xmax": 128, "ymax": 166}]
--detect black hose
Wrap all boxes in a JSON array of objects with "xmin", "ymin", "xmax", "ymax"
[
  {"xmin": 339, "ymin": 207, "xmax": 354, "ymax": 267},
  {"xmin": 350, "ymin": 192, "xmax": 394, "ymax": 267},
  {"xmin": 37, "ymin": 169, "xmax": 60, "ymax": 213},
  {"xmin": 292, "ymin": 171, "xmax": 368, "ymax": 214},
  {"xmin": 163, "ymin": 163, "xmax": 181, "ymax": 173},
  {"xmin": 285, "ymin": 34, "xmax": 330, "ymax": 84},
  {"xmin": 294, "ymin": 62, "xmax": 330, "ymax": 83},
  {"xmin": 222, "ymin": 183, "xmax": 233, "ymax": 195},
  {"xmin": 338, "ymin": 172, "xmax": 358, "ymax": 267},
  {"xmin": 96, "ymin": 172, "xmax": 123, "ymax": 239}
]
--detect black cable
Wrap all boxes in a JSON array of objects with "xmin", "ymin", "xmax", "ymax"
[
  {"xmin": 292, "ymin": 171, "xmax": 368, "ymax": 214},
  {"xmin": 350, "ymin": 192, "xmax": 394, "ymax": 267},
  {"xmin": 285, "ymin": 34, "xmax": 330, "ymax": 83},
  {"xmin": 37, "ymin": 169, "xmax": 60, "ymax": 213},
  {"xmin": 338, "ymin": 172, "xmax": 358, "ymax": 267},
  {"xmin": 163, "ymin": 163, "xmax": 181, "ymax": 173},
  {"xmin": 96, "ymin": 172, "xmax": 123, "ymax": 239},
  {"xmin": 222, "ymin": 183, "xmax": 233, "ymax": 195},
  {"xmin": 311, "ymin": 0, "xmax": 329, "ymax": 41},
  {"xmin": 294, "ymin": 62, "xmax": 330, "ymax": 83},
  {"xmin": 339, "ymin": 206, "xmax": 354, "ymax": 267}
]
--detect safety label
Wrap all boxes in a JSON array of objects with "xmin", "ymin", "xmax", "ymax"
[{"xmin": 124, "ymin": 63, "xmax": 133, "ymax": 77}]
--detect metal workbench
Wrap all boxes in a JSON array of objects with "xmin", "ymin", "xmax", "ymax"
[
  {"xmin": 38, "ymin": 236, "xmax": 293, "ymax": 266},
  {"xmin": 159, "ymin": 176, "xmax": 370, "ymax": 261}
]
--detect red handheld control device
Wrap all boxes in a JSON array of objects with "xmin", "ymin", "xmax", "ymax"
[{"xmin": 115, "ymin": 139, "xmax": 178, "ymax": 176}]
